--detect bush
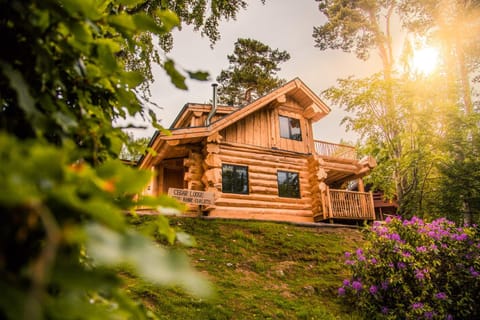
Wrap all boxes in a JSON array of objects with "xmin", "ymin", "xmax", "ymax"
[{"xmin": 339, "ymin": 216, "xmax": 480, "ymax": 319}]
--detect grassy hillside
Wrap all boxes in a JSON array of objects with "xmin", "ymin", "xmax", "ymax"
[{"xmin": 125, "ymin": 216, "xmax": 365, "ymax": 319}]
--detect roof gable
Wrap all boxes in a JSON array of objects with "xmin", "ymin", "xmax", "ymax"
[
  {"xmin": 163, "ymin": 78, "xmax": 330, "ymax": 140},
  {"xmin": 138, "ymin": 78, "xmax": 330, "ymax": 168}
]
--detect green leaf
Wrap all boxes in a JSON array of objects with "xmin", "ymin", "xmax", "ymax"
[
  {"xmin": 156, "ymin": 9, "xmax": 181, "ymax": 32},
  {"xmin": 97, "ymin": 42, "xmax": 118, "ymax": 73},
  {"xmin": 187, "ymin": 70, "xmax": 210, "ymax": 81},
  {"xmin": 108, "ymin": 13, "xmax": 136, "ymax": 32},
  {"xmin": 0, "ymin": 62, "xmax": 39, "ymax": 122},
  {"xmin": 85, "ymin": 223, "xmax": 212, "ymax": 297},
  {"xmin": 176, "ymin": 232, "xmax": 197, "ymax": 247},
  {"xmin": 53, "ymin": 111, "xmax": 78, "ymax": 132},
  {"xmin": 132, "ymin": 13, "xmax": 165, "ymax": 34},
  {"xmin": 122, "ymin": 70, "xmax": 144, "ymax": 88},
  {"xmin": 164, "ymin": 59, "xmax": 187, "ymax": 90},
  {"xmin": 61, "ymin": 0, "xmax": 103, "ymax": 20}
]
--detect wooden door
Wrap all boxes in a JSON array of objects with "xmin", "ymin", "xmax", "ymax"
[{"xmin": 162, "ymin": 168, "xmax": 185, "ymax": 193}]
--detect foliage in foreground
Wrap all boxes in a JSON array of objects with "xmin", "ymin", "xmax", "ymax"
[
  {"xmin": 0, "ymin": 0, "xmax": 211, "ymax": 319},
  {"xmin": 0, "ymin": 134, "xmax": 210, "ymax": 319},
  {"xmin": 126, "ymin": 216, "xmax": 364, "ymax": 319},
  {"xmin": 339, "ymin": 216, "xmax": 480, "ymax": 319}
]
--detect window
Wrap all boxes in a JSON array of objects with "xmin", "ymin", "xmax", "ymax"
[
  {"xmin": 277, "ymin": 171, "xmax": 300, "ymax": 198},
  {"xmin": 279, "ymin": 116, "xmax": 302, "ymax": 141},
  {"xmin": 222, "ymin": 164, "xmax": 249, "ymax": 194}
]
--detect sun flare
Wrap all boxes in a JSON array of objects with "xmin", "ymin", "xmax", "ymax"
[{"xmin": 411, "ymin": 47, "xmax": 440, "ymax": 75}]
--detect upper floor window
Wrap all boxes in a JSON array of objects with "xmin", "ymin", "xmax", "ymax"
[
  {"xmin": 277, "ymin": 171, "xmax": 300, "ymax": 198},
  {"xmin": 222, "ymin": 164, "xmax": 249, "ymax": 194},
  {"xmin": 279, "ymin": 116, "xmax": 302, "ymax": 141}
]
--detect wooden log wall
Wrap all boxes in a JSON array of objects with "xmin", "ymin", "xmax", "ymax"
[{"xmin": 208, "ymin": 143, "xmax": 315, "ymax": 222}]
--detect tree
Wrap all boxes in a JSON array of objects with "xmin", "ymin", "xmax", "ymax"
[
  {"xmin": 123, "ymin": 0, "xmax": 265, "ymax": 93},
  {"xmin": 0, "ymin": 1, "xmax": 209, "ymax": 319},
  {"xmin": 216, "ymin": 38, "xmax": 290, "ymax": 105},
  {"xmin": 313, "ymin": 0, "xmax": 408, "ymax": 210},
  {"xmin": 398, "ymin": 0, "xmax": 480, "ymax": 222},
  {"xmin": 313, "ymin": 0, "xmax": 480, "ymax": 218}
]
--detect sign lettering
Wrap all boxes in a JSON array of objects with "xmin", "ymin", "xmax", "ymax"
[{"xmin": 168, "ymin": 188, "xmax": 214, "ymax": 206}]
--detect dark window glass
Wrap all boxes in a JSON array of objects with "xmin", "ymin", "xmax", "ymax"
[
  {"xmin": 222, "ymin": 164, "xmax": 249, "ymax": 194},
  {"xmin": 277, "ymin": 171, "xmax": 300, "ymax": 198},
  {"xmin": 279, "ymin": 116, "xmax": 302, "ymax": 141}
]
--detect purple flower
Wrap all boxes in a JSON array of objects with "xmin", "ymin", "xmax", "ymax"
[
  {"xmin": 397, "ymin": 262, "xmax": 406, "ymax": 269},
  {"xmin": 370, "ymin": 257, "xmax": 378, "ymax": 265},
  {"xmin": 446, "ymin": 315, "xmax": 453, "ymax": 320},
  {"xmin": 344, "ymin": 251, "xmax": 351, "ymax": 258},
  {"xmin": 338, "ymin": 287, "xmax": 346, "ymax": 296},
  {"xmin": 356, "ymin": 248, "xmax": 363, "ymax": 257},
  {"xmin": 469, "ymin": 267, "xmax": 480, "ymax": 277},
  {"xmin": 381, "ymin": 306, "xmax": 389, "ymax": 315},
  {"xmin": 381, "ymin": 281, "xmax": 389, "ymax": 290},
  {"xmin": 388, "ymin": 233, "xmax": 402, "ymax": 242},
  {"xmin": 412, "ymin": 302, "xmax": 424, "ymax": 310},
  {"xmin": 345, "ymin": 259, "xmax": 355, "ymax": 265},
  {"xmin": 435, "ymin": 292, "xmax": 447, "ymax": 300},
  {"xmin": 343, "ymin": 279, "xmax": 350, "ymax": 286},
  {"xmin": 416, "ymin": 246, "xmax": 427, "ymax": 252},
  {"xmin": 402, "ymin": 251, "xmax": 411, "ymax": 258},
  {"xmin": 369, "ymin": 285, "xmax": 378, "ymax": 294},
  {"xmin": 352, "ymin": 281, "xmax": 363, "ymax": 291},
  {"xmin": 453, "ymin": 233, "xmax": 468, "ymax": 241},
  {"xmin": 424, "ymin": 311, "xmax": 434, "ymax": 319},
  {"xmin": 415, "ymin": 269, "xmax": 425, "ymax": 280}
]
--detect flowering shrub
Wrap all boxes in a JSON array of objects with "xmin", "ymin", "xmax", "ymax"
[{"xmin": 339, "ymin": 216, "xmax": 480, "ymax": 319}]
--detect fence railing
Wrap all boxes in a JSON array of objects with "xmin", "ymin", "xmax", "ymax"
[
  {"xmin": 314, "ymin": 140, "xmax": 357, "ymax": 160},
  {"xmin": 324, "ymin": 189, "xmax": 375, "ymax": 220}
]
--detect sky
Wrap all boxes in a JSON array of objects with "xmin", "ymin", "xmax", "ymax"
[{"xmin": 129, "ymin": 0, "xmax": 383, "ymax": 143}]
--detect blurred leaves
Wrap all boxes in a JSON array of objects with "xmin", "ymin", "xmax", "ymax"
[
  {"xmin": 86, "ymin": 223, "xmax": 210, "ymax": 297},
  {"xmin": 0, "ymin": 0, "xmax": 211, "ymax": 318}
]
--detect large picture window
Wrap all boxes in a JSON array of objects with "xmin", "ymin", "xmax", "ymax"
[
  {"xmin": 279, "ymin": 116, "xmax": 302, "ymax": 141},
  {"xmin": 277, "ymin": 171, "xmax": 300, "ymax": 198},
  {"xmin": 222, "ymin": 164, "xmax": 249, "ymax": 194}
]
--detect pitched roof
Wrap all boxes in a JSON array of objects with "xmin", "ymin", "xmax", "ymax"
[{"xmin": 138, "ymin": 78, "xmax": 330, "ymax": 168}]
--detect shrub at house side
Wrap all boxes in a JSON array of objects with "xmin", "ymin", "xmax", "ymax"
[{"xmin": 338, "ymin": 216, "xmax": 480, "ymax": 319}]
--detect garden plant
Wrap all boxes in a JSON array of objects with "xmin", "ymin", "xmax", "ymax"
[{"xmin": 339, "ymin": 216, "xmax": 480, "ymax": 319}]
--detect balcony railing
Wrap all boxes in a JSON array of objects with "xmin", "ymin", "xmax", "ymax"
[
  {"xmin": 314, "ymin": 140, "xmax": 357, "ymax": 160},
  {"xmin": 322, "ymin": 188, "xmax": 375, "ymax": 220}
]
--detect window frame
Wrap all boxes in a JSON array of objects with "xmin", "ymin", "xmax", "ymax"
[
  {"xmin": 279, "ymin": 115, "xmax": 302, "ymax": 141},
  {"xmin": 277, "ymin": 170, "xmax": 301, "ymax": 198},
  {"xmin": 222, "ymin": 164, "xmax": 249, "ymax": 195}
]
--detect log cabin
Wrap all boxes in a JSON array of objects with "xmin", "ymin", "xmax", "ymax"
[{"xmin": 138, "ymin": 78, "xmax": 377, "ymax": 223}]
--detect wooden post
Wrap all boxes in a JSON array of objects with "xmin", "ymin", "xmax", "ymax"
[
  {"xmin": 369, "ymin": 191, "xmax": 376, "ymax": 220},
  {"xmin": 358, "ymin": 178, "xmax": 365, "ymax": 192},
  {"xmin": 326, "ymin": 186, "xmax": 333, "ymax": 220}
]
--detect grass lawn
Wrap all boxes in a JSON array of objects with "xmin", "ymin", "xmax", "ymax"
[{"xmin": 124, "ymin": 215, "xmax": 365, "ymax": 319}]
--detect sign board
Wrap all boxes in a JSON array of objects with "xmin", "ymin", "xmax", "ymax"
[{"xmin": 168, "ymin": 188, "xmax": 215, "ymax": 206}]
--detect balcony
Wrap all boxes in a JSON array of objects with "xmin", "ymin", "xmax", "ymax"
[
  {"xmin": 317, "ymin": 188, "xmax": 376, "ymax": 221},
  {"xmin": 314, "ymin": 140, "xmax": 357, "ymax": 160}
]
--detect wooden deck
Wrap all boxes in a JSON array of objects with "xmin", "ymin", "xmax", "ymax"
[
  {"xmin": 314, "ymin": 140, "xmax": 357, "ymax": 160},
  {"xmin": 317, "ymin": 188, "xmax": 376, "ymax": 221}
]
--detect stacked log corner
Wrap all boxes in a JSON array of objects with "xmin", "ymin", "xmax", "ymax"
[
  {"xmin": 183, "ymin": 148, "xmax": 204, "ymax": 214},
  {"xmin": 308, "ymin": 154, "xmax": 326, "ymax": 222},
  {"xmin": 201, "ymin": 141, "xmax": 222, "ymax": 214}
]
